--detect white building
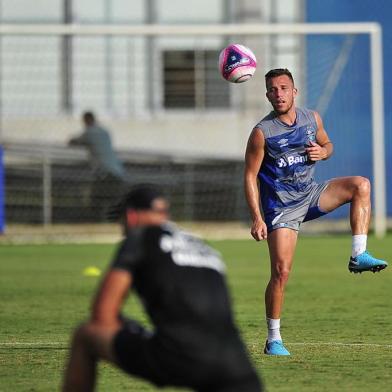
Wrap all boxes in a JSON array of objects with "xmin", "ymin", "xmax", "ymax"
[{"xmin": 0, "ymin": 0, "xmax": 303, "ymax": 159}]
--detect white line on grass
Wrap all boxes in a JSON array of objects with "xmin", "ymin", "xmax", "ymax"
[
  {"xmin": 288, "ymin": 342, "xmax": 392, "ymax": 348},
  {"xmin": 0, "ymin": 342, "xmax": 68, "ymax": 348},
  {"xmin": 1, "ymin": 342, "xmax": 392, "ymax": 348}
]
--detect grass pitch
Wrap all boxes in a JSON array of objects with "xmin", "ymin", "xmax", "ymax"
[{"xmin": 1, "ymin": 234, "xmax": 391, "ymax": 391}]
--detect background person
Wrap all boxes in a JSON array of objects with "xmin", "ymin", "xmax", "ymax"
[
  {"xmin": 62, "ymin": 185, "xmax": 262, "ymax": 392},
  {"xmin": 244, "ymin": 68, "xmax": 388, "ymax": 356},
  {"xmin": 69, "ymin": 111, "xmax": 127, "ymax": 220}
]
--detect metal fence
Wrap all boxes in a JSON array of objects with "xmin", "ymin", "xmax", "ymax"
[{"xmin": 4, "ymin": 142, "xmax": 248, "ymax": 225}]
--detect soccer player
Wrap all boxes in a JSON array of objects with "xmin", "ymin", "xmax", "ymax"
[
  {"xmin": 62, "ymin": 185, "xmax": 262, "ymax": 391},
  {"xmin": 244, "ymin": 68, "xmax": 388, "ymax": 356}
]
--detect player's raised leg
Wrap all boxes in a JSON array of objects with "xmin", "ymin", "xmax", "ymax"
[
  {"xmin": 319, "ymin": 176, "xmax": 388, "ymax": 273},
  {"xmin": 264, "ymin": 228, "xmax": 297, "ymax": 356}
]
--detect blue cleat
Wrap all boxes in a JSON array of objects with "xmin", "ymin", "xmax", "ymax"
[
  {"xmin": 348, "ymin": 251, "xmax": 388, "ymax": 274},
  {"xmin": 264, "ymin": 340, "xmax": 290, "ymax": 356}
]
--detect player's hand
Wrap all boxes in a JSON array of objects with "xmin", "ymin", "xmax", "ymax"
[
  {"xmin": 306, "ymin": 141, "xmax": 327, "ymax": 161},
  {"xmin": 251, "ymin": 218, "xmax": 268, "ymax": 241}
]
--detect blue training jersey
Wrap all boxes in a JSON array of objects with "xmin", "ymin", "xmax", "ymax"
[{"xmin": 255, "ymin": 107, "xmax": 318, "ymax": 215}]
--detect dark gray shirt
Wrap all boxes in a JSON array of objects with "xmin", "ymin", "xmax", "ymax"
[{"xmin": 70, "ymin": 125, "xmax": 125, "ymax": 179}]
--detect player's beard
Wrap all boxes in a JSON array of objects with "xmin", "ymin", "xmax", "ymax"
[{"xmin": 272, "ymin": 97, "xmax": 294, "ymax": 115}]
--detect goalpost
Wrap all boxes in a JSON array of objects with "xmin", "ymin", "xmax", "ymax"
[{"xmin": 0, "ymin": 23, "xmax": 386, "ymax": 237}]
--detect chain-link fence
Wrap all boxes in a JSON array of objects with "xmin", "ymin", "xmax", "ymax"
[{"xmin": 4, "ymin": 142, "xmax": 248, "ymax": 225}]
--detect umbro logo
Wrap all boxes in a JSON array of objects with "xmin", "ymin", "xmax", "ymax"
[{"xmin": 277, "ymin": 138, "xmax": 289, "ymax": 147}]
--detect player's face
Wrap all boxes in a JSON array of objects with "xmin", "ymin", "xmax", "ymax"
[
  {"xmin": 265, "ymin": 75, "xmax": 297, "ymax": 115},
  {"xmin": 149, "ymin": 198, "xmax": 170, "ymax": 223}
]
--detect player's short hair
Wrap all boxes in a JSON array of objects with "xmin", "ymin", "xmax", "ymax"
[
  {"xmin": 265, "ymin": 68, "xmax": 294, "ymax": 85},
  {"xmin": 108, "ymin": 184, "xmax": 166, "ymax": 219},
  {"xmin": 124, "ymin": 185, "xmax": 165, "ymax": 210}
]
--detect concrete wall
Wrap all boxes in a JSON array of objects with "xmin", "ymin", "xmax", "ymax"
[{"xmin": 2, "ymin": 111, "xmax": 260, "ymax": 159}]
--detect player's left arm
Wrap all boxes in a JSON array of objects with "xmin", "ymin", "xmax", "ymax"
[
  {"xmin": 90, "ymin": 268, "xmax": 132, "ymax": 328},
  {"xmin": 306, "ymin": 111, "xmax": 334, "ymax": 161}
]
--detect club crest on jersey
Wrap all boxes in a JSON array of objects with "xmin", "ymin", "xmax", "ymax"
[
  {"xmin": 305, "ymin": 126, "xmax": 316, "ymax": 143},
  {"xmin": 306, "ymin": 127, "xmax": 314, "ymax": 136},
  {"xmin": 277, "ymin": 154, "xmax": 308, "ymax": 168}
]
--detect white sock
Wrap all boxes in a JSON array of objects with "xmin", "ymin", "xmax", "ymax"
[
  {"xmin": 351, "ymin": 234, "xmax": 367, "ymax": 258},
  {"xmin": 267, "ymin": 318, "xmax": 282, "ymax": 343}
]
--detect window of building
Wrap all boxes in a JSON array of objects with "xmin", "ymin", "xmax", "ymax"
[{"xmin": 163, "ymin": 50, "xmax": 230, "ymax": 109}]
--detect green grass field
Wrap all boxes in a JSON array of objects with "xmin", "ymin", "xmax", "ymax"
[{"xmin": 1, "ymin": 234, "xmax": 391, "ymax": 391}]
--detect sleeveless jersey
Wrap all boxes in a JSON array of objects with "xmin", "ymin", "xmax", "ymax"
[{"xmin": 255, "ymin": 107, "xmax": 318, "ymax": 216}]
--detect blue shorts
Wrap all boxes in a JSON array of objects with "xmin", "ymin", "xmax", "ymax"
[{"xmin": 264, "ymin": 182, "xmax": 330, "ymax": 233}]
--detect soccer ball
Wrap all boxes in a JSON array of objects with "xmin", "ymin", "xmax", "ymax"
[{"xmin": 218, "ymin": 44, "xmax": 257, "ymax": 83}]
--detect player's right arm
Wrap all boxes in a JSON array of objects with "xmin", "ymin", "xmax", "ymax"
[
  {"xmin": 90, "ymin": 234, "xmax": 142, "ymax": 328},
  {"xmin": 91, "ymin": 269, "xmax": 132, "ymax": 328},
  {"xmin": 244, "ymin": 127, "xmax": 268, "ymax": 241}
]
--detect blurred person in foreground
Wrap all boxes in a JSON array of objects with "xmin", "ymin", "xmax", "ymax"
[
  {"xmin": 69, "ymin": 111, "xmax": 127, "ymax": 219},
  {"xmin": 62, "ymin": 185, "xmax": 262, "ymax": 392},
  {"xmin": 244, "ymin": 68, "xmax": 388, "ymax": 356}
]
